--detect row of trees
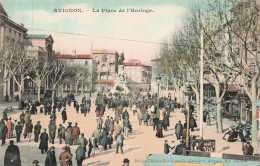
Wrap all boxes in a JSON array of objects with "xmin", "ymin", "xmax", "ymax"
[
  {"xmin": 159, "ymin": 0, "xmax": 260, "ymax": 148},
  {"xmin": 0, "ymin": 41, "xmax": 90, "ymax": 103}
]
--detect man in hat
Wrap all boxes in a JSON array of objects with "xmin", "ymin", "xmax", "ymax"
[
  {"xmin": 20, "ymin": 112, "xmax": 25, "ymax": 127},
  {"xmin": 26, "ymin": 119, "xmax": 34, "ymax": 142},
  {"xmin": 62, "ymin": 108, "xmax": 67, "ymax": 124},
  {"xmin": 115, "ymin": 131, "xmax": 124, "ymax": 154},
  {"xmin": 39, "ymin": 128, "xmax": 49, "ymax": 154},
  {"xmin": 72, "ymin": 122, "xmax": 80, "ymax": 145},
  {"xmin": 0, "ymin": 118, "xmax": 5, "ymax": 138},
  {"xmin": 4, "ymin": 140, "xmax": 21, "ymax": 166},
  {"xmin": 122, "ymin": 158, "xmax": 130, "ymax": 166},
  {"xmin": 49, "ymin": 121, "xmax": 56, "ymax": 144},
  {"xmin": 76, "ymin": 144, "xmax": 85, "ymax": 166},
  {"xmin": 15, "ymin": 122, "xmax": 23, "ymax": 142},
  {"xmin": 34, "ymin": 121, "xmax": 42, "ymax": 142},
  {"xmin": 45, "ymin": 146, "xmax": 57, "ymax": 166},
  {"xmin": 1, "ymin": 121, "xmax": 7, "ymax": 145},
  {"xmin": 65, "ymin": 122, "xmax": 73, "ymax": 145},
  {"xmin": 32, "ymin": 160, "xmax": 40, "ymax": 166},
  {"xmin": 175, "ymin": 120, "xmax": 183, "ymax": 140},
  {"xmin": 105, "ymin": 116, "xmax": 111, "ymax": 131},
  {"xmin": 78, "ymin": 133, "xmax": 88, "ymax": 159},
  {"xmin": 59, "ymin": 146, "xmax": 72, "ymax": 166},
  {"xmin": 58, "ymin": 124, "xmax": 66, "ymax": 144},
  {"xmin": 100, "ymin": 127, "xmax": 108, "ymax": 151}
]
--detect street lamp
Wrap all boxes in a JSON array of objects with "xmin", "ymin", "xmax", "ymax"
[
  {"xmin": 26, "ymin": 75, "xmax": 31, "ymax": 100},
  {"xmin": 156, "ymin": 75, "xmax": 162, "ymax": 114},
  {"xmin": 185, "ymin": 86, "xmax": 193, "ymax": 148}
]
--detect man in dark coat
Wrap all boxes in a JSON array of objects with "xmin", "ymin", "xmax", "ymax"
[
  {"xmin": 100, "ymin": 128, "xmax": 108, "ymax": 151},
  {"xmin": 58, "ymin": 124, "xmax": 66, "ymax": 144},
  {"xmin": 0, "ymin": 118, "xmax": 5, "ymax": 138},
  {"xmin": 26, "ymin": 119, "xmax": 33, "ymax": 142},
  {"xmin": 83, "ymin": 104, "xmax": 87, "ymax": 117},
  {"xmin": 76, "ymin": 145, "xmax": 85, "ymax": 166},
  {"xmin": 49, "ymin": 121, "xmax": 56, "ymax": 144},
  {"xmin": 162, "ymin": 115, "xmax": 170, "ymax": 131},
  {"xmin": 189, "ymin": 116, "xmax": 197, "ymax": 131},
  {"xmin": 4, "ymin": 140, "xmax": 21, "ymax": 166},
  {"xmin": 15, "ymin": 122, "xmax": 23, "ymax": 142},
  {"xmin": 105, "ymin": 116, "xmax": 111, "ymax": 131},
  {"xmin": 39, "ymin": 128, "xmax": 49, "ymax": 154},
  {"xmin": 175, "ymin": 120, "xmax": 183, "ymax": 140},
  {"xmin": 66, "ymin": 122, "xmax": 73, "ymax": 145},
  {"xmin": 1, "ymin": 122, "xmax": 8, "ymax": 145},
  {"xmin": 153, "ymin": 115, "xmax": 159, "ymax": 131},
  {"xmin": 61, "ymin": 108, "xmax": 67, "ymax": 123},
  {"xmin": 122, "ymin": 109, "xmax": 129, "ymax": 120},
  {"xmin": 19, "ymin": 112, "xmax": 25, "ymax": 127},
  {"xmin": 164, "ymin": 140, "xmax": 170, "ymax": 154},
  {"xmin": 45, "ymin": 146, "xmax": 57, "ymax": 166},
  {"xmin": 175, "ymin": 140, "xmax": 186, "ymax": 155},
  {"xmin": 203, "ymin": 110, "xmax": 209, "ymax": 123},
  {"xmin": 34, "ymin": 121, "xmax": 42, "ymax": 142}
]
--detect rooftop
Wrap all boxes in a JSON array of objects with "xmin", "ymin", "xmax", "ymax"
[
  {"xmin": 124, "ymin": 62, "xmax": 150, "ymax": 67},
  {"xmin": 55, "ymin": 54, "xmax": 92, "ymax": 59},
  {"xmin": 26, "ymin": 34, "xmax": 48, "ymax": 39}
]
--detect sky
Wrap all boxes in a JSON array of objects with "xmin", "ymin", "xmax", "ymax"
[{"xmin": 1, "ymin": 0, "xmax": 194, "ymax": 65}]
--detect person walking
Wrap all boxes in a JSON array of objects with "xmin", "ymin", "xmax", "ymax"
[
  {"xmin": 45, "ymin": 146, "xmax": 57, "ymax": 166},
  {"xmin": 49, "ymin": 121, "xmax": 56, "ymax": 144},
  {"xmin": 15, "ymin": 122, "xmax": 23, "ymax": 143},
  {"xmin": 59, "ymin": 146, "xmax": 72, "ymax": 166},
  {"xmin": 58, "ymin": 124, "xmax": 66, "ymax": 144},
  {"xmin": 123, "ymin": 117, "xmax": 130, "ymax": 137},
  {"xmin": 78, "ymin": 133, "xmax": 88, "ymax": 159},
  {"xmin": 72, "ymin": 122, "xmax": 80, "ymax": 145},
  {"xmin": 96, "ymin": 117, "xmax": 103, "ymax": 132},
  {"xmin": 143, "ymin": 111, "xmax": 149, "ymax": 126},
  {"xmin": 6, "ymin": 118, "xmax": 12, "ymax": 139},
  {"xmin": 4, "ymin": 140, "xmax": 21, "ymax": 166},
  {"xmin": 65, "ymin": 122, "xmax": 73, "ymax": 145},
  {"xmin": 34, "ymin": 121, "xmax": 41, "ymax": 142},
  {"xmin": 75, "ymin": 145, "xmax": 85, "ymax": 166},
  {"xmin": 100, "ymin": 127, "xmax": 108, "ymax": 151},
  {"xmin": 26, "ymin": 120, "xmax": 33, "ymax": 142},
  {"xmin": 88, "ymin": 134, "xmax": 96, "ymax": 158},
  {"xmin": 61, "ymin": 108, "xmax": 67, "ymax": 124},
  {"xmin": 108, "ymin": 132, "xmax": 114, "ymax": 149},
  {"xmin": 175, "ymin": 120, "xmax": 183, "ymax": 140},
  {"xmin": 1, "ymin": 122, "xmax": 8, "ymax": 145},
  {"xmin": 109, "ymin": 117, "xmax": 114, "ymax": 135},
  {"xmin": 39, "ymin": 128, "xmax": 49, "ymax": 154},
  {"xmin": 115, "ymin": 131, "xmax": 124, "ymax": 154}
]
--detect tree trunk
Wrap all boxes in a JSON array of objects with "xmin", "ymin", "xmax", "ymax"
[
  {"xmin": 18, "ymin": 85, "xmax": 22, "ymax": 100},
  {"xmin": 75, "ymin": 81, "xmax": 79, "ymax": 95},
  {"xmin": 61, "ymin": 84, "xmax": 63, "ymax": 97},
  {"xmin": 37, "ymin": 83, "xmax": 41, "ymax": 101},
  {"xmin": 251, "ymin": 81, "xmax": 257, "ymax": 149},
  {"xmin": 70, "ymin": 83, "xmax": 72, "ymax": 94},
  {"xmin": 215, "ymin": 84, "xmax": 223, "ymax": 133},
  {"xmin": 52, "ymin": 84, "xmax": 56, "ymax": 105}
]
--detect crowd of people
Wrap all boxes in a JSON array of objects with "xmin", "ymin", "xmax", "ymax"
[{"xmin": 0, "ymin": 90, "xmax": 256, "ymax": 165}]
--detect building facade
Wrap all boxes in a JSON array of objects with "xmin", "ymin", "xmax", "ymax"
[
  {"xmin": 55, "ymin": 54, "xmax": 95, "ymax": 92},
  {"xmin": 124, "ymin": 59, "xmax": 151, "ymax": 92},
  {"xmin": 91, "ymin": 49, "xmax": 119, "ymax": 92},
  {"xmin": 0, "ymin": 3, "xmax": 28, "ymax": 100}
]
